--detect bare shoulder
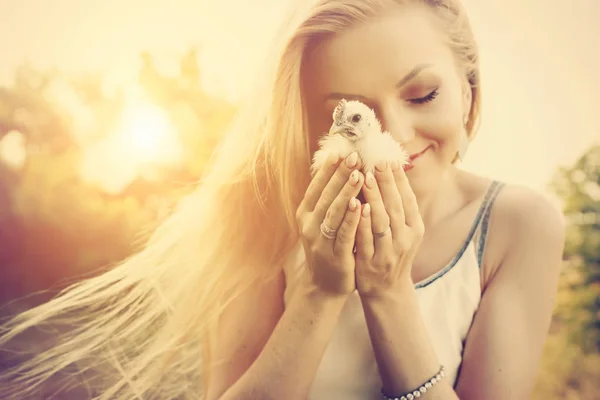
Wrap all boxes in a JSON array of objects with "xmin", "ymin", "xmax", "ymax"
[
  {"xmin": 485, "ymin": 182, "xmax": 566, "ymax": 281},
  {"xmin": 491, "ymin": 183, "xmax": 565, "ymax": 243},
  {"xmin": 457, "ymin": 170, "xmax": 565, "ymax": 239}
]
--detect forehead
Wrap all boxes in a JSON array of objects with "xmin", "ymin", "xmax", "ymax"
[{"xmin": 303, "ymin": 5, "xmax": 456, "ymax": 97}]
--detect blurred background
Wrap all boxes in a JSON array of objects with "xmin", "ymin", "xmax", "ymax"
[{"xmin": 0, "ymin": 0, "xmax": 598, "ymax": 398}]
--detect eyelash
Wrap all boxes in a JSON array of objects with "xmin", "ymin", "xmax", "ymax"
[{"xmin": 409, "ymin": 88, "xmax": 439, "ymax": 105}]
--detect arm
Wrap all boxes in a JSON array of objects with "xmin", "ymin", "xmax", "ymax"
[
  {"xmin": 360, "ymin": 283, "xmax": 458, "ymax": 399},
  {"xmin": 206, "ymin": 270, "xmax": 350, "ymax": 400},
  {"xmin": 209, "ymin": 152, "xmax": 364, "ymax": 399},
  {"xmin": 454, "ymin": 189, "xmax": 565, "ymax": 399},
  {"xmin": 360, "ymin": 187, "xmax": 565, "ymax": 399}
]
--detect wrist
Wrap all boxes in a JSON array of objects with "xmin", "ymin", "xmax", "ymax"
[
  {"xmin": 298, "ymin": 276, "xmax": 353, "ymax": 304},
  {"xmin": 381, "ymin": 365, "xmax": 448, "ymax": 400},
  {"xmin": 358, "ymin": 277, "xmax": 415, "ymax": 303},
  {"xmin": 299, "ymin": 268, "xmax": 355, "ymax": 299}
]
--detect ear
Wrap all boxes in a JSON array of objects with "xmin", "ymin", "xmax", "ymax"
[{"xmin": 332, "ymin": 99, "xmax": 347, "ymax": 125}]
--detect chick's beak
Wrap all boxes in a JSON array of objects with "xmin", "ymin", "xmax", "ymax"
[{"xmin": 331, "ymin": 124, "xmax": 355, "ymax": 136}]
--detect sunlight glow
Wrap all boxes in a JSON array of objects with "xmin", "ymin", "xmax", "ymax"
[
  {"xmin": 118, "ymin": 103, "xmax": 180, "ymax": 164},
  {"xmin": 80, "ymin": 101, "xmax": 183, "ymax": 194},
  {"xmin": 0, "ymin": 130, "xmax": 27, "ymax": 170}
]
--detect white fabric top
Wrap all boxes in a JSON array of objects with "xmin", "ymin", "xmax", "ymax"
[{"xmin": 282, "ymin": 181, "xmax": 504, "ymax": 399}]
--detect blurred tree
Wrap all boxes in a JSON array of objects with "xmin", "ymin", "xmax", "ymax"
[
  {"xmin": 0, "ymin": 48, "xmax": 237, "ymax": 312},
  {"xmin": 138, "ymin": 49, "xmax": 237, "ymax": 178},
  {"xmin": 0, "ymin": 66, "xmax": 71, "ymax": 153},
  {"xmin": 533, "ymin": 145, "xmax": 600, "ymax": 400},
  {"xmin": 549, "ymin": 145, "xmax": 600, "ymax": 352}
]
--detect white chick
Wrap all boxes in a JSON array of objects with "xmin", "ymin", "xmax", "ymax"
[{"xmin": 311, "ymin": 99, "xmax": 409, "ymax": 177}]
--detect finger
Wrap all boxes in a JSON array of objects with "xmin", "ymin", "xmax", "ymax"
[
  {"xmin": 362, "ymin": 168, "xmax": 393, "ymax": 252},
  {"xmin": 314, "ymin": 152, "xmax": 361, "ymax": 220},
  {"xmin": 302, "ymin": 152, "xmax": 343, "ymax": 212},
  {"xmin": 373, "ymin": 161, "xmax": 405, "ymax": 238},
  {"xmin": 392, "ymin": 161, "xmax": 420, "ymax": 228},
  {"xmin": 318, "ymin": 170, "xmax": 364, "ymax": 237},
  {"xmin": 355, "ymin": 203, "xmax": 374, "ymax": 261},
  {"xmin": 333, "ymin": 197, "xmax": 362, "ymax": 256}
]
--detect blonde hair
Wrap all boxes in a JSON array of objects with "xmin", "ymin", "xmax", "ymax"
[{"xmin": 0, "ymin": 1, "xmax": 481, "ymax": 398}]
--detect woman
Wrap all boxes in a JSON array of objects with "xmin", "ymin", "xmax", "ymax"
[{"xmin": 0, "ymin": 0, "xmax": 565, "ymax": 399}]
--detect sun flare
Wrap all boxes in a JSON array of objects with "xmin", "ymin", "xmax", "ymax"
[
  {"xmin": 118, "ymin": 103, "xmax": 178, "ymax": 163},
  {"xmin": 80, "ymin": 101, "xmax": 183, "ymax": 194}
]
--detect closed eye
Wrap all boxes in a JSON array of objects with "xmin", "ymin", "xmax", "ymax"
[{"xmin": 408, "ymin": 88, "xmax": 439, "ymax": 105}]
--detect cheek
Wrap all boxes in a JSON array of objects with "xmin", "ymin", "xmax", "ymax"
[{"xmin": 415, "ymin": 95, "xmax": 463, "ymax": 152}]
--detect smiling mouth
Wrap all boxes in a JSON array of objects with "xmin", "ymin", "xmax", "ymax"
[{"xmin": 403, "ymin": 146, "xmax": 430, "ymax": 171}]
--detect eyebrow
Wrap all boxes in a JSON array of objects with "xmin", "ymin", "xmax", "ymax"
[
  {"xmin": 325, "ymin": 63, "xmax": 434, "ymax": 101},
  {"xmin": 396, "ymin": 63, "xmax": 434, "ymax": 88}
]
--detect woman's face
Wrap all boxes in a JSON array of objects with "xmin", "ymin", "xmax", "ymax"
[{"xmin": 303, "ymin": 4, "xmax": 471, "ymax": 195}]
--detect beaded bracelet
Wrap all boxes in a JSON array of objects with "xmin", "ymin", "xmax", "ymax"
[{"xmin": 380, "ymin": 365, "xmax": 446, "ymax": 400}]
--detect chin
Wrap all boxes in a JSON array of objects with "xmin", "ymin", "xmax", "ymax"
[{"xmin": 405, "ymin": 165, "xmax": 445, "ymax": 194}]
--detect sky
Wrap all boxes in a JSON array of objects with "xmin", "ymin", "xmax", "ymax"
[{"xmin": 0, "ymin": 0, "xmax": 598, "ymax": 196}]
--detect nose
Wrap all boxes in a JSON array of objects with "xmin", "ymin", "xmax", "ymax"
[{"xmin": 378, "ymin": 103, "xmax": 415, "ymax": 144}]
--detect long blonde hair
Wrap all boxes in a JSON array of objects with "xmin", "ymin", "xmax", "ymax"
[{"xmin": 0, "ymin": 1, "xmax": 481, "ymax": 398}]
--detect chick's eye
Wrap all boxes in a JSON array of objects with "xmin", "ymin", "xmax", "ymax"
[{"xmin": 351, "ymin": 114, "xmax": 361, "ymax": 123}]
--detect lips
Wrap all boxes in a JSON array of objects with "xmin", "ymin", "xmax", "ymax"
[
  {"xmin": 403, "ymin": 146, "xmax": 430, "ymax": 171},
  {"xmin": 409, "ymin": 146, "xmax": 429, "ymax": 161}
]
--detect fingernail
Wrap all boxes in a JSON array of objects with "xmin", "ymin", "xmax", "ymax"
[
  {"xmin": 375, "ymin": 161, "xmax": 387, "ymax": 172},
  {"xmin": 349, "ymin": 170, "xmax": 359, "ymax": 185},
  {"xmin": 349, "ymin": 197, "xmax": 357, "ymax": 211},
  {"xmin": 390, "ymin": 160, "xmax": 400, "ymax": 171},
  {"xmin": 346, "ymin": 152, "xmax": 358, "ymax": 168},
  {"xmin": 365, "ymin": 171, "xmax": 375, "ymax": 188},
  {"xmin": 362, "ymin": 203, "xmax": 371, "ymax": 218},
  {"xmin": 328, "ymin": 153, "xmax": 340, "ymax": 165}
]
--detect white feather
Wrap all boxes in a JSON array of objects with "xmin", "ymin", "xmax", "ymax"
[
  {"xmin": 356, "ymin": 130, "xmax": 408, "ymax": 175},
  {"xmin": 311, "ymin": 134, "xmax": 356, "ymax": 177},
  {"xmin": 311, "ymin": 99, "xmax": 408, "ymax": 176}
]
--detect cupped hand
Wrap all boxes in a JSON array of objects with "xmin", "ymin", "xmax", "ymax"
[
  {"xmin": 296, "ymin": 152, "xmax": 365, "ymax": 297},
  {"xmin": 354, "ymin": 160, "xmax": 425, "ymax": 298}
]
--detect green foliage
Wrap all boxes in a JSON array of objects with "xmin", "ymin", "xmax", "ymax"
[
  {"xmin": 549, "ymin": 145, "xmax": 600, "ymax": 351},
  {"xmin": 533, "ymin": 145, "xmax": 600, "ymax": 399}
]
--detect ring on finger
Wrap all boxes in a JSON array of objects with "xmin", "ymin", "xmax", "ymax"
[
  {"xmin": 320, "ymin": 221, "xmax": 337, "ymax": 240},
  {"xmin": 373, "ymin": 225, "xmax": 391, "ymax": 238}
]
